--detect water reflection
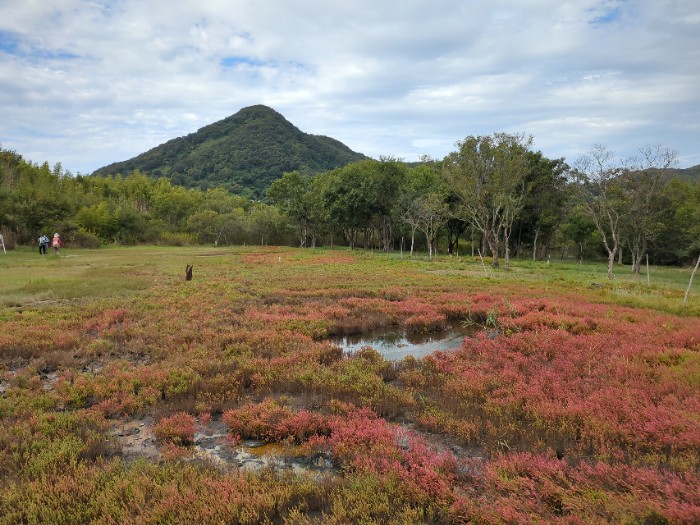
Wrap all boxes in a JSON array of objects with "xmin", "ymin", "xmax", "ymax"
[{"xmin": 331, "ymin": 320, "xmax": 478, "ymax": 361}]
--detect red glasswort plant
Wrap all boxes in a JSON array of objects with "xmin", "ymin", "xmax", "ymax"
[{"xmin": 154, "ymin": 412, "xmax": 196, "ymax": 446}]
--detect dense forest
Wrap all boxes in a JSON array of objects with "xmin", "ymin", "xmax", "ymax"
[
  {"xmin": 91, "ymin": 105, "xmax": 367, "ymax": 198},
  {"xmin": 1, "ymin": 134, "xmax": 698, "ymax": 278}
]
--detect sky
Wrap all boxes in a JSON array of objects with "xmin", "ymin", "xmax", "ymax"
[{"xmin": 1, "ymin": 0, "xmax": 699, "ymax": 175}]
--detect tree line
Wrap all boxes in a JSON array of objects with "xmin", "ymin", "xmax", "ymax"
[{"xmin": 1, "ymin": 135, "xmax": 698, "ymax": 279}]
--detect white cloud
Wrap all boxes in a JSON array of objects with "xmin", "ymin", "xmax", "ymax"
[{"xmin": 0, "ymin": 0, "xmax": 698, "ymax": 173}]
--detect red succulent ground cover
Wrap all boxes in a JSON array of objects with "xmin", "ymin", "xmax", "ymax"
[
  {"xmin": 154, "ymin": 412, "xmax": 197, "ymax": 446},
  {"xmin": 0, "ymin": 247, "xmax": 698, "ymax": 523}
]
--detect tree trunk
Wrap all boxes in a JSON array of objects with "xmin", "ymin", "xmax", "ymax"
[
  {"xmin": 503, "ymin": 227, "xmax": 512, "ymax": 269},
  {"xmin": 607, "ymin": 248, "xmax": 616, "ymax": 280},
  {"xmin": 631, "ymin": 234, "xmax": 646, "ymax": 274},
  {"xmin": 299, "ymin": 222, "xmax": 307, "ymax": 248},
  {"xmin": 345, "ymin": 229, "xmax": 356, "ymax": 250},
  {"xmin": 532, "ymin": 228, "xmax": 539, "ymax": 261},
  {"xmin": 381, "ymin": 216, "xmax": 392, "ymax": 252},
  {"xmin": 446, "ymin": 219, "xmax": 466, "ymax": 255},
  {"xmin": 598, "ymin": 221, "xmax": 618, "ymax": 279},
  {"xmin": 486, "ymin": 232, "xmax": 500, "ymax": 269},
  {"xmin": 683, "ymin": 256, "xmax": 700, "ymax": 307}
]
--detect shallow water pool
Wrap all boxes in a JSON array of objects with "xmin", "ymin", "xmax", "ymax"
[{"xmin": 331, "ymin": 320, "xmax": 478, "ymax": 361}]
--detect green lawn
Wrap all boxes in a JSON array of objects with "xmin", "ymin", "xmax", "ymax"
[{"xmin": 1, "ymin": 246, "xmax": 697, "ymax": 314}]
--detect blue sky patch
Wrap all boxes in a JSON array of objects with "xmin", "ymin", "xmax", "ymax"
[
  {"xmin": 588, "ymin": 0, "xmax": 628, "ymax": 26},
  {"xmin": 0, "ymin": 30, "xmax": 78, "ymax": 60},
  {"xmin": 0, "ymin": 31, "xmax": 21, "ymax": 54},
  {"xmin": 590, "ymin": 7, "xmax": 622, "ymax": 25},
  {"xmin": 33, "ymin": 48, "xmax": 79, "ymax": 61},
  {"xmin": 221, "ymin": 56, "xmax": 265, "ymax": 68}
]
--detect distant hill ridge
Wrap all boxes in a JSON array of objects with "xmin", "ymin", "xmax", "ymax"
[
  {"xmin": 665, "ymin": 164, "xmax": 700, "ymax": 183},
  {"xmin": 92, "ymin": 105, "xmax": 367, "ymax": 198}
]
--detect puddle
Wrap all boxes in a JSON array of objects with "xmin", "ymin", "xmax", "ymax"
[
  {"xmin": 194, "ymin": 421, "xmax": 335, "ymax": 474},
  {"xmin": 41, "ymin": 372, "xmax": 59, "ymax": 392},
  {"xmin": 0, "ymin": 369, "xmax": 17, "ymax": 396},
  {"xmin": 114, "ymin": 417, "xmax": 160, "ymax": 460},
  {"xmin": 113, "ymin": 417, "xmax": 337, "ymax": 475},
  {"xmin": 331, "ymin": 320, "xmax": 478, "ymax": 361}
]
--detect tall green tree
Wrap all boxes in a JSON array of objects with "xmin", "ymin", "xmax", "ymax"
[
  {"xmin": 321, "ymin": 160, "xmax": 404, "ymax": 250},
  {"xmin": 396, "ymin": 163, "xmax": 449, "ymax": 258},
  {"xmin": 512, "ymin": 152, "xmax": 570, "ymax": 260},
  {"xmin": 247, "ymin": 203, "xmax": 287, "ymax": 246},
  {"xmin": 268, "ymin": 171, "xmax": 314, "ymax": 247},
  {"xmin": 122, "ymin": 170, "xmax": 156, "ymax": 213},
  {"xmin": 557, "ymin": 205, "xmax": 598, "ymax": 262},
  {"xmin": 151, "ymin": 183, "xmax": 202, "ymax": 227},
  {"xmin": 650, "ymin": 178, "xmax": 700, "ymax": 265},
  {"xmin": 442, "ymin": 133, "xmax": 533, "ymax": 268},
  {"xmin": 622, "ymin": 145, "xmax": 677, "ymax": 274},
  {"xmin": 373, "ymin": 158, "xmax": 407, "ymax": 252},
  {"xmin": 574, "ymin": 144, "xmax": 630, "ymax": 280}
]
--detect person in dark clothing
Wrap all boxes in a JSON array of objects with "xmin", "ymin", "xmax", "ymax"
[{"xmin": 38, "ymin": 234, "xmax": 50, "ymax": 255}]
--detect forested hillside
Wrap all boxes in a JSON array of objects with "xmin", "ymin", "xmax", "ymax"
[
  {"xmin": 2, "ymin": 137, "xmax": 698, "ymax": 274},
  {"xmin": 665, "ymin": 164, "xmax": 700, "ymax": 182},
  {"xmin": 92, "ymin": 105, "xmax": 366, "ymax": 198}
]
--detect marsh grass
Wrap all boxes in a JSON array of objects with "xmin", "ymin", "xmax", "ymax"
[
  {"xmin": 1, "ymin": 243, "xmax": 696, "ymax": 322},
  {"xmin": 1, "ymin": 245, "xmax": 698, "ymax": 523},
  {"xmin": 0, "ymin": 246, "xmax": 190, "ymax": 307},
  {"xmin": 413, "ymin": 253, "xmax": 699, "ymax": 315}
]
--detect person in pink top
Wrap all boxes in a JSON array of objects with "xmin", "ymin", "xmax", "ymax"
[{"xmin": 51, "ymin": 233, "xmax": 63, "ymax": 255}]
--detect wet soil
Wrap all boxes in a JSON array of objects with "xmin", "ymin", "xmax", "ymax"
[{"xmin": 112, "ymin": 416, "xmax": 337, "ymax": 475}]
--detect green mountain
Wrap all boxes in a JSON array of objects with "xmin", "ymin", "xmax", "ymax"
[
  {"xmin": 665, "ymin": 164, "xmax": 700, "ymax": 183},
  {"xmin": 92, "ymin": 105, "xmax": 367, "ymax": 198}
]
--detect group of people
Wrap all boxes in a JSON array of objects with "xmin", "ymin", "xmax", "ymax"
[{"xmin": 38, "ymin": 233, "xmax": 63, "ymax": 255}]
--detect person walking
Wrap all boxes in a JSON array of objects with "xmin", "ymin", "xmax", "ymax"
[
  {"xmin": 51, "ymin": 233, "xmax": 63, "ymax": 255},
  {"xmin": 38, "ymin": 234, "xmax": 50, "ymax": 255}
]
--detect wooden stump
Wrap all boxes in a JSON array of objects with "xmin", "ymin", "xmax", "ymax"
[{"xmin": 185, "ymin": 264, "xmax": 193, "ymax": 281}]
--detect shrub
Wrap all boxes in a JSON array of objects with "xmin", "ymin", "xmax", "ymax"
[
  {"xmin": 70, "ymin": 228, "xmax": 102, "ymax": 248},
  {"xmin": 154, "ymin": 412, "xmax": 196, "ymax": 446},
  {"xmin": 157, "ymin": 231, "xmax": 196, "ymax": 246},
  {"xmin": 223, "ymin": 400, "xmax": 331, "ymax": 443}
]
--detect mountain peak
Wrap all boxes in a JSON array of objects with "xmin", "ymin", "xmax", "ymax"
[{"xmin": 92, "ymin": 105, "xmax": 366, "ymax": 198}]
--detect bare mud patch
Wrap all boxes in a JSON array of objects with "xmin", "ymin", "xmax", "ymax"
[{"xmin": 112, "ymin": 416, "xmax": 338, "ymax": 475}]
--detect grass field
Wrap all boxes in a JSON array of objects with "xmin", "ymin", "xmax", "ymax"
[{"xmin": 0, "ymin": 246, "xmax": 698, "ymax": 524}]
